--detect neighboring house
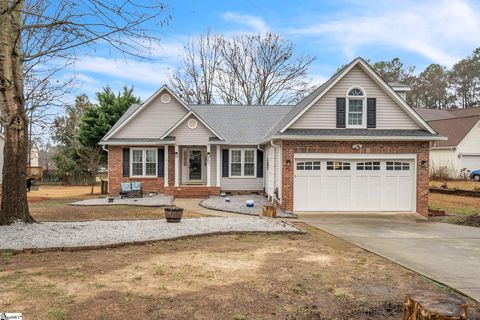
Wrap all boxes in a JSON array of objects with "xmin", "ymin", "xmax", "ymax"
[
  {"xmin": 29, "ymin": 140, "xmax": 39, "ymax": 167},
  {"xmin": 414, "ymin": 107, "xmax": 480, "ymax": 177},
  {"xmin": 100, "ymin": 58, "xmax": 445, "ymax": 216}
]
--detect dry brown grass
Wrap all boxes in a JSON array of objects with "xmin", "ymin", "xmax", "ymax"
[
  {"xmin": 27, "ymin": 185, "xmax": 202, "ymax": 222},
  {"xmin": 430, "ymin": 180, "xmax": 480, "ymax": 191},
  {"xmin": 429, "ymin": 193, "xmax": 480, "ymax": 216},
  {"xmin": 2, "ymin": 224, "xmax": 475, "ymax": 320}
]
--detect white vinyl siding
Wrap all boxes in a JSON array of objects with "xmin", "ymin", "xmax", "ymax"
[
  {"xmin": 220, "ymin": 146, "xmax": 263, "ymax": 191},
  {"xmin": 114, "ymin": 93, "xmax": 188, "ymax": 138},
  {"xmin": 290, "ymin": 66, "xmax": 420, "ymax": 130},
  {"xmin": 171, "ymin": 115, "xmax": 215, "ymax": 145}
]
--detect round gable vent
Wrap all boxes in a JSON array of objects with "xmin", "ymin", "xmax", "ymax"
[
  {"xmin": 187, "ymin": 119, "xmax": 198, "ymax": 129},
  {"xmin": 160, "ymin": 93, "xmax": 171, "ymax": 103}
]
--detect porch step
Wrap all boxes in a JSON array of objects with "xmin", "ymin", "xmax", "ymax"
[{"xmin": 167, "ymin": 186, "xmax": 220, "ymax": 198}]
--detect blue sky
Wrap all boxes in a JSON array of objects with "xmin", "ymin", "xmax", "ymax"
[{"xmin": 73, "ymin": 0, "xmax": 480, "ymax": 102}]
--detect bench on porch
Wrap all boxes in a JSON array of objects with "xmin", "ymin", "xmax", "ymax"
[{"xmin": 119, "ymin": 182, "xmax": 143, "ymax": 199}]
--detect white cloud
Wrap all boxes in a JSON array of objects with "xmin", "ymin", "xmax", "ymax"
[
  {"xmin": 221, "ymin": 12, "xmax": 270, "ymax": 33},
  {"xmin": 75, "ymin": 56, "xmax": 174, "ymax": 84},
  {"xmin": 287, "ymin": 0, "xmax": 480, "ymax": 66}
]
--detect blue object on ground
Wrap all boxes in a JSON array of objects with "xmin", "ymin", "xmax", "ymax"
[{"xmin": 246, "ymin": 200, "xmax": 254, "ymax": 208}]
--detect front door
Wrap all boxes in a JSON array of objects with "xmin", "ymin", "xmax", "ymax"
[{"xmin": 188, "ymin": 150, "xmax": 203, "ymax": 182}]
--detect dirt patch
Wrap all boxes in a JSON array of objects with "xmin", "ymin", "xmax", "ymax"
[
  {"xmin": 0, "ymin": 223, "xmax": 477, "ymax": 319},
  {"xmin": 28, "ymin": 185, "xmax": 102, "ymax": 199}
]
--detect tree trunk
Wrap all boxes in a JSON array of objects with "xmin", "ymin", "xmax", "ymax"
[
  {"xmin": 403, "ymin": 290, "xmax": 467, "ymax": 320},
  {"xmin": 0, "ymin": 0, "xmax": 35, "ymax": 225}
]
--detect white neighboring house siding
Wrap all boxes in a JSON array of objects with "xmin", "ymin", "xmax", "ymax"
[
  {"xmin": 430, "ymin": 120, "xmax": 480, "ymax": 176},
  {"xmin": 114, "ymin": 94, "xmax": 188, "ymax": 138},
  {"xmin": 290, "ymin": 66, "xmax": 421, "ymax": 130}
]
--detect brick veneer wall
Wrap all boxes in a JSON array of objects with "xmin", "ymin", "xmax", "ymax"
[
  {"xmin": 281, "ymin": 140, "xmax": 430, "ymax": 216},
  {"xmin": 108, "ymin": 146, "xmax": 175, "ymax": 194}
]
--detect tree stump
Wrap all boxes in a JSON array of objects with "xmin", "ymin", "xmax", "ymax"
[
  {"xmin": 403, "ymin": 290, "xmax": 467, "ymax": 320},
  {"xmin": 262, "ymin": 204, "xmax": 277, "ymax": 218}
]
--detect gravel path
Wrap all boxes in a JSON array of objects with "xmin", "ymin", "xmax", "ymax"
[
  {"xmin": 200, "ymin": 195, "xmax": 296, "ymax": 218},
  {"xmin": 70, "ymin": 194, "xmax": 173, "ymax": 207},
  {"xmin": 0, "ymin": 217, "xmax": 301, "ymax": 251}
]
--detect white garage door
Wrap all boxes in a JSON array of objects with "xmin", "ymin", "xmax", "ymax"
[
  {"xmin": 461, "ymin": 155, "xmax": 480, "ymax": 172},
  {"xmin": 294, "ymin": 157, "xmax": 415, "ymax": 212}
]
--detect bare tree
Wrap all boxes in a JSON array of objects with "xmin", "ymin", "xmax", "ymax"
[
  {"xmin": 170, "ymin": 32, "xmax": 314, "ymax": 105},
  {"xmin": 170, "ymin": 31, "xmax": 223, "ymax": 104},
  {"xmin": 0, "ymin": 0, "xmax": 168, "ymax": 225}
]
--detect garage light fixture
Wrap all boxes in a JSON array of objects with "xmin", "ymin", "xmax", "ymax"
[{"xmin": 286, "ymin": 159, "xmax": 291, "ymax": 169}]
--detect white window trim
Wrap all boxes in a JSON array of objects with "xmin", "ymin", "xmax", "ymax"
[
  {"xmin": 229, "ymin": 148, "xmax": 257, "ymax": 178},
  {"xmin": 346, "ymin": 86, "xmax": 367, "ymax": 129},
  {"xmin": 130, "ymin": 147, "xmax": 158, "ymax": 178}
]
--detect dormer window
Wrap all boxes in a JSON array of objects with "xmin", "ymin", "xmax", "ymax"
[{"xmin": 346, "ymin": 87, "xmax": 366, "ymax": 128}]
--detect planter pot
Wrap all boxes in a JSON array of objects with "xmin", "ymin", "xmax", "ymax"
[{"xmin": 165, "ymin": 206, "xmax": 184, "ymax": 223}]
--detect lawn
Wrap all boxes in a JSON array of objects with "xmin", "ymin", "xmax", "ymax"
[
  {"xmin": 429, "ymin": 193, "xmax": 480, "ymax": 216},
  {"xmin": 2, "ymin": 224, "xmax": 476, "ymax": 319},
  {"xmin": 28, "ymin": 185, "xmax": 202, "ymax": 222},
  {"xmin": 430, "ymin": 179, "xmax": 480, "ymax": 191}
]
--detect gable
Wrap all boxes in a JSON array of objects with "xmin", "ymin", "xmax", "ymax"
[
  {"xmin": 456, "ymin": 119, "xmax": 480, "ymax": 152},
  {"xmin": 112, "ymin": 90, "xmax": 188, "ymax": 139},
  {"xmin": 170, "ymin": 115, "xmax": 216, "ymax": 145},
  {"xmin": 290, "ymin": 66, "xmax": 421, "ymax": 130}
]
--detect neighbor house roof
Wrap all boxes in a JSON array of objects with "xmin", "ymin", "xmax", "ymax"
[
  {"xmin": 427, "ymin": 115, "xmax": 480, "ymax": 148},
  {"xmin": 414, "ymin": 107, "xmax": 480, "ymax": 121}
]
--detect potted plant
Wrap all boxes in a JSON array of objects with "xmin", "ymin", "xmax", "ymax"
[{"xmin": 164, "ymin": 205, "xmax": 184, "ymax": 223}]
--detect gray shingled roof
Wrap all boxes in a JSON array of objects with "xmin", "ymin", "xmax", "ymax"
[
  {"xmin": 189, "ymin": 105, "xmax": 294, "ymax": 144},
  {"xmin": 279, "ymin": 128, "xmax": 437, "ymax": 137}
]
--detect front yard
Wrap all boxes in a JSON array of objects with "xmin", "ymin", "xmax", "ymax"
[
  {"xmin": 28, "ymin": 185, "xmax": 201, "ymax": 221},
  {"xmin": 2, "ymin": 224, "xmax": 476, "ymax": 319}
]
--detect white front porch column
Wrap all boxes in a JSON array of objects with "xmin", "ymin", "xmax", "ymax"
[
  {"xmin": 174, "ymin": 145, "xmax": 179, "ymax": 187},
  {"xmin": 216, "ymin": 145, "xmax": 221, "ymax": 187},
  {"xmin": 206, "ymin": 144, "xmax": 211, "ymax": 187},
  {"xmin": 164, "ymin": 146, "xmax": 169, "ymax": 187}
]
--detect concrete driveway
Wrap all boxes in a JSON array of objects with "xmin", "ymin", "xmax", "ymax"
[{"xmin": 299, "ymin": 213, "xmax": 480, "ymax": 301}]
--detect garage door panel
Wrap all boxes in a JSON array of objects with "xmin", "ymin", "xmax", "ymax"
[{"xmin": 294, "ymin": 158, "xmax": 415, "ymax": 212}]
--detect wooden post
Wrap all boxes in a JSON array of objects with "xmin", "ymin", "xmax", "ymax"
[
  {"xmin": 403, "ymin": 290, "xmax": 467, "ymax": 320},
  {"xmin": 262, "ymin": 204, "xmax": 277, "ymax": 218}
]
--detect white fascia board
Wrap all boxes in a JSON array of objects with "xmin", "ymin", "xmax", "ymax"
[
  {"xmin": 269, "ymin": 135, "xmax": 447, "ymax": 141},
  {"xmin": 99, "ymin": 140, "xmax": 176, "ymax": 146},
  {"xmin": 103, "ymin": 85, "xmax": 191, "ymax": 141}
]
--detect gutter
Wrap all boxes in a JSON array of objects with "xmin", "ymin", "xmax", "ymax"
[{"xmin": 261, "ymin": 135, "xmax": 448, "ymax": 143}]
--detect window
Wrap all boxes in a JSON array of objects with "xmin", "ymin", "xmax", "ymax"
[
  {"xmin": 131, "ymin": 148, "xmax": 157, "ymax": 177},
  {"xmin": 296, "ymin": 161, "xmax": 321, "ymax": 171},
  {"xmin": 386, "ymin": 161, "xmax": 410, "ymax": 171},
  {"xmin": 346, "ymin": 87, "xmax": 366, "ymax": 128},
  {"xmin": 230, "ymin": 149, "xmax": 256, "ymax": 177},
  {"xmin": 327, "ymin": 161, "xmax": 351, "ymax": 170},
  {"xmin": 357, "ymin": 161, "xmax": 381, "ymax": 171}
]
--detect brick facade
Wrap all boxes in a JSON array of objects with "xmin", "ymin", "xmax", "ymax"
[
  {"xmin": 280, "ymin": 140, "xmax": 430, "ymax": 216},
  {"xmin": 108, "ymin": 145, "xmax": 220, "ymax": 197}
]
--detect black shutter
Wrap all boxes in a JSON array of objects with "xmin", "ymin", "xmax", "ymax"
[
  {"xmin": 256, "ymin": 149, "xmax": 264, "ymax": 178},
  {"xmin": 336, "ymin": 98, "xmax": 346, "ymax": 128},
  {"xmin": 122, "ymin": 148, "xmax": 130, "ymax": 177},
  {"xmin": 222, "ymin": 149, "xmax": 229, "ymax": 177},
  {"xmin": 367, "ymin": 98, "xmax": 376, "ymax": 128},
  {"xmin": 158, "ymin": 148, "xmax": 165, "ymax": 177}
]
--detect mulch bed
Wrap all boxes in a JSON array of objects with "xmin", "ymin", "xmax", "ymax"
[
  {"xmin": 455, "ymin": 214, "xmax": 480, "ymax": 228},
  {"xmin": 430, "ymin": 188, "xmax": 480, "ymax": 198}
]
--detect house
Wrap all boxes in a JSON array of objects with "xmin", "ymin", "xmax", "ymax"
[
  {"xmin": 100, "ymin": 58, "xmax": 445, "ymax": 216},
  {"xmin": 414, "ymin": 107, "xmax": 480, "ymax": 177}
]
